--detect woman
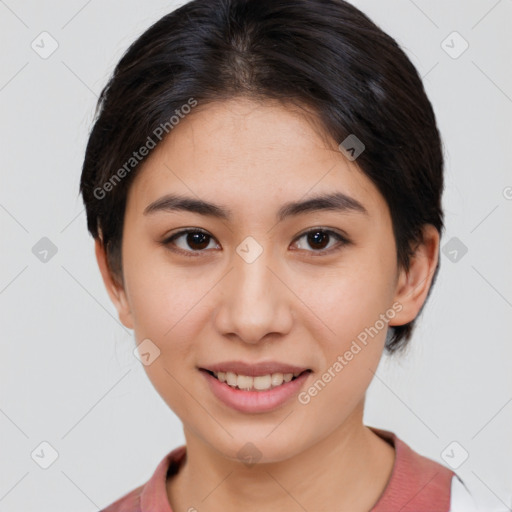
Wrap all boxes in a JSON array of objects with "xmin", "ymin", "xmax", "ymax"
[{"xmin": 80, "ymin": 0, "xmax": 483, "ymax": 510}]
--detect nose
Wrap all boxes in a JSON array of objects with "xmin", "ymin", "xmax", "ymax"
[{"xmin": 213, "ymin": 243, "xmax": 293, "ymax": 345}]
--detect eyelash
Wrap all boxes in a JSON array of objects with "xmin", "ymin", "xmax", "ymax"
[{"xmin": 161, "ymin": 228, "xmax": 351, "ymax": 258}]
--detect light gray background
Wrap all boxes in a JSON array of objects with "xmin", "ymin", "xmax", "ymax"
[{"xmin": 1, "ymin": 1, "xmax": 511, "ymax": 511}]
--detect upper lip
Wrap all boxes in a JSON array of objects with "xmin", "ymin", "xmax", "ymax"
[{"xmin": 199, "ymin": 361, "xmax": 311, "ymax": 377}]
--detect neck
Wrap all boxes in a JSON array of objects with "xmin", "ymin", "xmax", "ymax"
[{"xmin": 166, "ymin": 402, "xmax": 395, "ymax": 512}]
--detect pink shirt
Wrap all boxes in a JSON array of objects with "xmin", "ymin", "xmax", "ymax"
[{"xmin": 101, "ymin": 427, "xmax": 456, "ymax": 512}]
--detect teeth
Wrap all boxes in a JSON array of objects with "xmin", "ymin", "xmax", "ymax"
[
  {"xmin": 271, "ymin": 373, "xmax": 284, "ymax": 387},
  {"xmin": 253, "ymin": 374, "xmax": 272, "ymax": 390},
  {"xmin": 237, "ymin": 374, "xmax": 253, "ymax": 390},
  {"xmin": 213, "ymin": 371, "xmax": 303, "ymax": 391},
  {"xmin": 226, "ymin": 372, "xmax": 237, "ymax": 387}
]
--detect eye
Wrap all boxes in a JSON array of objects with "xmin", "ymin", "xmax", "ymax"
[
  {"xmin": 162, "ymin": 229, "xmax": 219, "ymax": 257},
  {"xmin": 291, "ymin": 228, "xmax": 350, "ymax": 255},
  {"xmin": 161, "ymin": 227, "xmax": 350, "ymax": 258}
]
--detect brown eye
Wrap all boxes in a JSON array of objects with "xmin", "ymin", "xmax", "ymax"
[
  {"xmin": 162, "ymin": 227, "xmax": 350, "ymax": 258},
  {"xmin": 163, "ymin": 229, "xmax": 219, "ymax": 256},
  {"xmin": 306, "ymin": 230, "xmax": 330, "ymax": 250},
  {"xmin": 293, "ymin": 229, "xmax": 350, "ymax": 255},
  {"xmin": 183, "ymin": 231, "xmax": 210, "ymax": 250}
]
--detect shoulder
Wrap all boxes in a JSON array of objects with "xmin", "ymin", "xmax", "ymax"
[
  {"xmin": 368, "ymin": 427, "xmax": 510, "ymax": 512},
  {"xmin": 99, "ymin": 484, "xmax": 144, "ymax": 512},
  {"xmin": 369, "ymin": 427, "xmax": 455, "ymax": 511},
  {"xmin": 98, "ymin": 445, "xmax": 187, "ymax": 512}
]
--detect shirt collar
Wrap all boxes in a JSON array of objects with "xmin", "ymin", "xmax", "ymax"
[{"xmin": 139, "ymin": 427, "xmax": 454, "ymax": 512}]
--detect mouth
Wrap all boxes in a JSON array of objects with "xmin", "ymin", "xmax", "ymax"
[
  {"xmin": 199, "ymin": 363, "xmax": 313, "ymax": 413},
  {"xmin": 200, "ymin": 368, "xmax": 312, "ymax": 392}
]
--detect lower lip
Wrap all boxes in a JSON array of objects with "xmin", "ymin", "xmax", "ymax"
[{"xmin": 200, "ymin": 369, "xmax": 311, "ymax": 413}]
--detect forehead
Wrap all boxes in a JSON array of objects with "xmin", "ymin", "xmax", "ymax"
[{"xmin": 126, "ymin": 98, "xmax": 387, "ymax": 220}]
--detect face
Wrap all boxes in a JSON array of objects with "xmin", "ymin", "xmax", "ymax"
[{"xmin": 96, "ymin": 97, "xmax": 439, "ymax": 463}]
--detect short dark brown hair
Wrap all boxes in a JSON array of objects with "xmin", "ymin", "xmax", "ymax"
[{"xmin": 79, "ymin": 0, "xmax": 445, "ymax": 354}]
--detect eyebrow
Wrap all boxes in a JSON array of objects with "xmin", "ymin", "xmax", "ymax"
[{"xmin": 143, "ymin": 191, "xmax": 368, "ymax": 221}]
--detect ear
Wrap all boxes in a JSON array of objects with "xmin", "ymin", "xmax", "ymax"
[
  {"xmin": 389, "ymin": 224, "xmax": 440, "ymax": 327},
  {"xmin": 94, "ymin": 238, "xmax": 134, "ymax": 330}
]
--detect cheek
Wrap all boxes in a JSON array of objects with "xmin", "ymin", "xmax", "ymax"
[
  {"xmin": 122, "ymin": 240, "xmax": 208, "ymax": 336},
  {"xmin": 295, "ymin": 266, "xmax": 392, "ymax": 418},
  {"xmin": 297, "ymin": 253, "xmax": 395, "ymax": 343},
  {"xmin": 291, "ymin": 249, "xmax": 395, "ymax": 407},
  {"xmin": 123, "ymin": 257, "xmax": 211, "ymax": 413}
]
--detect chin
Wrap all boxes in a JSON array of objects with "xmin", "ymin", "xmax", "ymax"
[{"xmin": 205, "ymin": 429, "xmax": 309, "ymax": 466}]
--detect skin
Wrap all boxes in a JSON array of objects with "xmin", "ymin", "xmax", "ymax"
[{"xmin": 95, "ymin": 97, "xmax": 440, "ymax": 512}]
